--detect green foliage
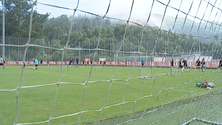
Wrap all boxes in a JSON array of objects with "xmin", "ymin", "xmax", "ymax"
[
  {"xmin": 4, "ymin": 0, "xmax": 48, "ymax": 38},
  {"xmin": 1, "ymin": 0, "xmax": 220, "ymax": 61}
]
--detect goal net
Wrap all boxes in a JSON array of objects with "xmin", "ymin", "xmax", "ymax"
[{"xmin": 1, "ymin": 0, "xmax": 222, "ymax": 125}]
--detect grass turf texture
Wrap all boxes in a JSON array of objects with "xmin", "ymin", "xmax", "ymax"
[{"xmin": 0, "ymin": 66, "xmax": 221, "ymax": 125}]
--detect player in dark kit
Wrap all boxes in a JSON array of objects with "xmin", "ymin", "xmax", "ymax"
[
  {"xmin": 182, "ymin": 59, "xmax": 188, "ymax": 71},
  {"xmin": 170, "ymin": 58, "xmax": 174, "ymax": 76},
  {"xmin": 201, "ymin": 58, "xmax": 206, "ymax": 72},
  {"xmin": 196, "ymin": 58, "xmax": 201, "ymax": 70},
  {"xmin": 218, "ymin": 57, "xmax": 222, "ymax": 72},
  {"xmin": 69, "ymin": 59, "xmax": 73, "ymax": 66},
  {"xmin": 104, "ymin": 60, "xmax": 106, "ymax": 66},
  {"xmin": 179, "ymin": 59, "xmax": 183, "ymax": 72},
  {"xmin": 76, "ymin": 58, "xmax": 79, "ymax": 67},
  {"xmin": 171, "ymin": 58, "xmax": 174, "ymax": 70}
]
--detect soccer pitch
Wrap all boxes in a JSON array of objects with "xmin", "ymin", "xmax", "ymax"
[{"xmin": 0, "ymin": 65, "xmax": 221, "ymax": 125}]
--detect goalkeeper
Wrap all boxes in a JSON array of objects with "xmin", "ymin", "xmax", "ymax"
[
  {"xmin": 141, "ymin": 59, "xmax": 144, "ymax": 68},
  {"xmin": 34, "ymin": 57, "xmax": 39, "ymax": 69}
]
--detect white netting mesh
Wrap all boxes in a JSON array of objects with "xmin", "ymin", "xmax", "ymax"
[{"xmin": 0, "ymin": 0, "xmax": 222, "ymax": 125}]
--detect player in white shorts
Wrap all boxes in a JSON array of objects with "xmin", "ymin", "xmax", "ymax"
[{"xmin": 0, "ymin": 56, "xmax": 5, "ymax": 69}]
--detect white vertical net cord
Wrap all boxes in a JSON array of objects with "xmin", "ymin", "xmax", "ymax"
[
  {"xmin": 48, "ymin": 0, "xmax": 80, "ymax": 124},
  {"xmin": 15, "ymin": 1, "xmax": 36, "ymax": 124},
  {"xmin": 79, "ymin": 0, "xmax": 112, "ymax": 124},
  {"xmin": 114, "ymin": 1, "xmax": 136, "ymax": 124}
]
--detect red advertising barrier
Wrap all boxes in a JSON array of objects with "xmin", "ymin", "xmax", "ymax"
[
  {"xmin": 118, "ymin": 61, "xmax": 127, "ymax": 66},
  {"xmin": 4, "ymin": 61, "xmax": 220, "ymax": 68},
  {"xmin": 5, "ymin": 61, "xmax": 18, "ymax": 65},
  {"xmin": 84, "ymin": 58, "xmax": 91, "ymax": 64},
  {"xmin": 155, "ymin": 61, "xmax": 170, "ymax": 67}
]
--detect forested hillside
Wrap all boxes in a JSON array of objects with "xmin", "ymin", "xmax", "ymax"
[{"xmin": 0, "ymin": 0, "xmax": 220, "ymax": 61}]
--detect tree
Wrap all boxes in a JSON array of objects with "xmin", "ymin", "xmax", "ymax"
[
  {"xmin": 43, "ymin": 15, "xmax": 71, "ymax": 39},
  {"xmin": 4, "ymin": 0, "xmax": 48, "ymax": 38}
]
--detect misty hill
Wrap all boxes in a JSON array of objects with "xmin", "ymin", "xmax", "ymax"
[{"xmin": 150, "ymin": 14, "xmax": 221, "ymax": 43}]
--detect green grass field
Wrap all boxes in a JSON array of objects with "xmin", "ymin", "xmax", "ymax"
[{"xmin": 0, "ymin": 65, "xmax": 221, "ymax": 125}]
